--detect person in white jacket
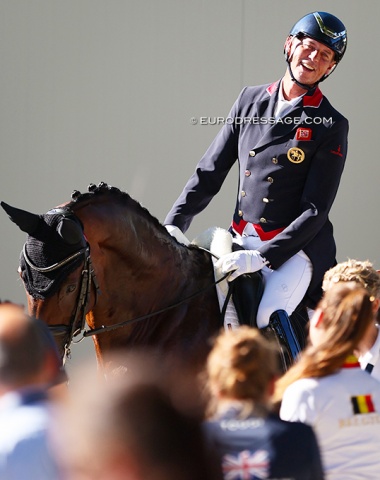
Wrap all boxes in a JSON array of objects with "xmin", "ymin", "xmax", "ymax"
[
  {"xmin": 322, "ymin": 258, "xmax": 380, "ymax": 381},
  {"xmin": 275, "ymin": 282, "xmax": 380, "ymax": 480}
]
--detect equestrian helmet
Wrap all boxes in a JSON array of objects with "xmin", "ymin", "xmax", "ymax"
[{"xmin": 289, "ymin": 12, "xmax": 347, "ymax": 63}]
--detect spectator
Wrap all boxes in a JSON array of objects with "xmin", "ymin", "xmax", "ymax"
[
  {"xmin": 276, "ymin": 282, "xmax": 380, "ymax": 479},
  {"xmin": 203, "ymin": 326, "xmax": 324, "ymax": 479},
  {"xmin": 53, "ymin": 352, "xmax": 223, "ymax": 480},
  {"xmin": 322, "ymin": 259, "xmax": 380, "ymax": 380},
  {"xmin": 0, "ymin": 301, "xmax": 63, "ymax": 480}
]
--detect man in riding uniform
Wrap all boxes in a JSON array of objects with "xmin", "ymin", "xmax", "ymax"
[{"xmin": 165, "ymin": 12, "xmax": 348, "ymax": 364}]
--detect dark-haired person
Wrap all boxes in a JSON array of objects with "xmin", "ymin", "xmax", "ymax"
[{"xmin": 165, "ymin": 12, "xmax": 348, "ymax": 365}]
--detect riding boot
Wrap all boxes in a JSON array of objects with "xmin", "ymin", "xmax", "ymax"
[
  {"xmin": 228, "ymin": 271, "xmax": 264, "ymax": 328},
  {"xmin": 262, "ymin": 310, "xmax": 301, "ymax": 372}
]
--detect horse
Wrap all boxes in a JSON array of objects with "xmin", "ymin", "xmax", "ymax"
[
  {"xmin": 1, "ymin": 183, "xmax": 225, "ymax": 375},
  {"xmin": 1, "ymin": 182, "xmax": 308, "ymax": 376}
]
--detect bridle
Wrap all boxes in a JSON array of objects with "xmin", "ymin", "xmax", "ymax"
[
  {"xmin": 22, "ymin": 242, "xmax": 100, "ymax": 364},
  {"xmin": 23, "ymin": 240, "xmax": 229, "ymax": 363}
]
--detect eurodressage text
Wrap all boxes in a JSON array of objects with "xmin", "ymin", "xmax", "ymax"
[{"xmin": 193, "ymin": 116, "xmax": 333, "ymax": 126}]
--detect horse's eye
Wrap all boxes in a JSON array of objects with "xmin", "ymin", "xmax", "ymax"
[{"xmin": 66, "ymin": 284, "xmax": 76, "ymax": 294}]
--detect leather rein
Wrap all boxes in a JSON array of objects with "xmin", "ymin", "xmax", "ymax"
[{"xmin": 23, "ymin": 238, "xmax": 228, "ymax": 361}]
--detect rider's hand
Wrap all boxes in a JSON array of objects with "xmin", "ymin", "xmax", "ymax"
[
  {"xmin": 165, "ymin": 225, "xmax": 191, "ymax": 246},
  {"xmin": 215, "ymin": 249, "xmax": 267, "ymax": 281}
]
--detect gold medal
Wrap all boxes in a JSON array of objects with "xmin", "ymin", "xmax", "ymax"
[{"xmin": 287, "ymin": 147, "xmax": 305, "ymax": 164}]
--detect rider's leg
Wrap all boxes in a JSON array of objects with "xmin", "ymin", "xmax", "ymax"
[
  {"xmin": 229, "ymin": 271, "xmax": 264, "ymax": 328},
  {"xmin": 256, "ymin": 250, "xmax": 313, "ymax": 329},
  {"xmin": 258, "ymin": 251, "xmax": 312, "ymax": 367},
  {"xmin": 232, "ymin": 233, "xmax": 312, "ymax": 362}
]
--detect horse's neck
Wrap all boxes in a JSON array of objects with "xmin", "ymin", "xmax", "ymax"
[{"xmin": 80, "ymin": 204, "xmax": 195, "ymax": 293}]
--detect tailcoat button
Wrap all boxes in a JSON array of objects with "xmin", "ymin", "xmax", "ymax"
[
  {"xmin": 249, "ymin": 150, "xmax": 256, "ymax": 157},
  {"xmin": 263, "ymin": 198, "xmax": 269, "ymax": 203},
  {"xmin": 260, "ymin": 217, "xmax": 267, "ymax": 223},
  {"xmin": 245, "ymin": 170, "xmax": 251, "ymax": 177},
  {"xmin": 267, "ymin": 176, "xmax": 274, "ymax": 183},
  {"xmin": 272, "ymin": 157, "xmax": 278, "ymax": 164},
  {"xmin": 238, "ymin": 210, "xmax": 243, "ymax": 217},
  {"xmin": 241, "ymin": 191, "xmax": 246, "ymax": 197}
]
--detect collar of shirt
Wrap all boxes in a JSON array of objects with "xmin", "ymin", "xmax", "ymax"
[
  {"xmin": 359, "ymin": 324, "xmax": 380, "ymax": 368},
  {"xmin": 342, "ymin": 355, "xmax": 361, "ymax": 368},
  {"xmin": 274, "ymin": 81, "xmax": 304, "ymax": 119}
]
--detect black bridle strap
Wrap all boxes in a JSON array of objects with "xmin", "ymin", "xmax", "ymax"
[
  {"xmin": 47, "ymin": 255, "xmax": 99, "ymax": 338},
  {"xmin": 82, "ymin": 272, "xmax": 230, "ymax": 337}
]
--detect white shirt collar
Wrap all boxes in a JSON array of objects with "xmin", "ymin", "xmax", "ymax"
[{"xmin": 274, "ymin": 81, "xmax": 304, "ymax": 119}]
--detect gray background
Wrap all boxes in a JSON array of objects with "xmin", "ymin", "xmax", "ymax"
[{"xmin": 1, "ymin": 1, "xmax": 378, "ymax": 370}]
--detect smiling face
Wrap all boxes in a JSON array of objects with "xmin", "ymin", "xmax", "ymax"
[{"xmin": 284, "ymin": 35, "xmax": 336, "ymax": 94}]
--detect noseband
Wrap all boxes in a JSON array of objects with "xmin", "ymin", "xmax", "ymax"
[{"xmin": 22, "ymin": 242, "xmax": 100, "ymax": 364}]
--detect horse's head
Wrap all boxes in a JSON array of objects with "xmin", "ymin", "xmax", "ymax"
[{"xmin": 1, "ymin": 201, "xmax": 93, "ymax": 361}]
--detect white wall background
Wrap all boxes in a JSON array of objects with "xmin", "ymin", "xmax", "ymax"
[{"xmin": 1, "ymin": 1, "xmax": 378, "ymax": 370}]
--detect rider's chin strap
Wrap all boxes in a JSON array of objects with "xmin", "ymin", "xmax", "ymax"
[{"xmin": 287, "ymin": 61, "xmax": 318, "ymax": 94}]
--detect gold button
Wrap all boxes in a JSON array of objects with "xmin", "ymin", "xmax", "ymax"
[
  {"xmin": 238, "ymin": 210, "xmax": 243, "ymax": 217},
  {"xmin": 260, "ymin": 217, "xmax": 267, "ymax": 223},
  {"xmin": 249, "ymin": 150, "xmax": 256, "ymax": 157},
  {"xmin": 267, "ymin": 176, "xmax": 274, "ymax": 183},
  {"xmin": 241, "ymin": 191, "xmax": 246, "ymax": 197},
  {"xmin": 263, "ymin": 198, "xmax": 269, "ymax": 203},
  {"xmin": 272, "ymin": 157, "xmax": 278, "ymax": 164},
  {"xmin": 245, "ymin": 170, "xmax": 251, "ymax": 177}
]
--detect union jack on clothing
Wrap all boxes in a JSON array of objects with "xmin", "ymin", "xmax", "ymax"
[{"xmin": 222, "ymin": 449, "xmax": 269, "ymax": 479}]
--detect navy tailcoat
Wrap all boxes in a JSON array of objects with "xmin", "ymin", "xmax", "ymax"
[{"xmin": 165, "ymin": 80, "xmax": 349, "ymax": 308}]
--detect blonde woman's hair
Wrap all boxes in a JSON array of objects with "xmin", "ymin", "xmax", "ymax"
[
  {"xmin": 323, "ymin": 259, "xmax": 380, "ymax": 299},
  {"xmin": 274, "ymin": 282, "xmax": 374, "ymax": 403},
  {"xmin": 205, "ymin": 326, "xmax": 279, "ymax": 412}
]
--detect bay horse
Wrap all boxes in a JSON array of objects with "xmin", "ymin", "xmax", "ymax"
[
  {"xmin": 1, "ymin": 182, "xmax": 308, "ymax": 376},
  {"xmin": 1, "ymin": 183, "xmax": 223, "ymax": 376}
]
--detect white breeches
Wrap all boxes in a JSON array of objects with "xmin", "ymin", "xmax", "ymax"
[{"xmin": 234, "ymin": 234, "xmax": 313, "ymax": 329}]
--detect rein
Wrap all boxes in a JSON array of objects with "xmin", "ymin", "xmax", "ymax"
[
  {"xmin": 25, "ymin": 239, "xmax": 228, "ymax": 354},
  {"xmin": 82, "ymin": 271, "xmax": 229, "ymax": 337}
]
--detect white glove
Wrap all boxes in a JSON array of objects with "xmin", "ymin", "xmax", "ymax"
[
  {"xmin": 215, "ymin": 249, "xmax": 267, "ymax": 281},
  {"xmin": 165, "ymin": 225, "xmax": 190, "ymax": 246}
]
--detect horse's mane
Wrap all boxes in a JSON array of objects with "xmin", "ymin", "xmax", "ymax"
[{"xmin": 66, "ymin": 182, "xmax": 166, "ymax": 233}]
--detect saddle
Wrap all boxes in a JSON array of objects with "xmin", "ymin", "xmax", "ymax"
[
  {"xmin": 190, "ymin": 227, "xmax": 309, "ymax": 372},
  {"xmin": 191, "ymin": 227, "xmax": 264, "ymax": 329}
]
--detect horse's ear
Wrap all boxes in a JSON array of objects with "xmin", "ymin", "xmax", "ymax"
[
  {"xmin": 1, "ymin": 201, "xmax": 41, "ymax": 234},
  {"xmin": 57, "ymin": 217, "xmax": 84, "ymax": 245}
]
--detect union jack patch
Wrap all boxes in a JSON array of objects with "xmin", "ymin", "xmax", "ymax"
[
  {"xmin": 296, "ymin": 127, "xmax": 312, "ymax": 141},
  {"xmin": 222, "ymin": 449, "xmax": 269, "ymax": 479}
]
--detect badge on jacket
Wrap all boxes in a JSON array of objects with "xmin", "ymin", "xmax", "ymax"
[
  {"xmin": 287, "ymin": 147, "xmax": 305, "ymax": 163},
  {"xmin": 296, "ymin": 127, "xmax": 312, "ymax": 141}
]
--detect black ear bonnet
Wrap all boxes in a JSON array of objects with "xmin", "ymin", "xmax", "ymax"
[{"xmin": 1, "ymin": 202, "xmax": 87, "ymax": 299}]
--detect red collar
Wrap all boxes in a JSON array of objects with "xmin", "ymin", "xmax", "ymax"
[
  {"xmin": 266, "ymin": 81, "xmax": 323, "ymax": 108},
  {"xmin": 342, "ymin": 355, "xmax": 361, "ymax": 369}
]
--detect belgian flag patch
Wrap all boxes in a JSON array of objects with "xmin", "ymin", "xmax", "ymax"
[{"xmin": 351, "ymin": 395, "xmax": 375, "ymax": 414}]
